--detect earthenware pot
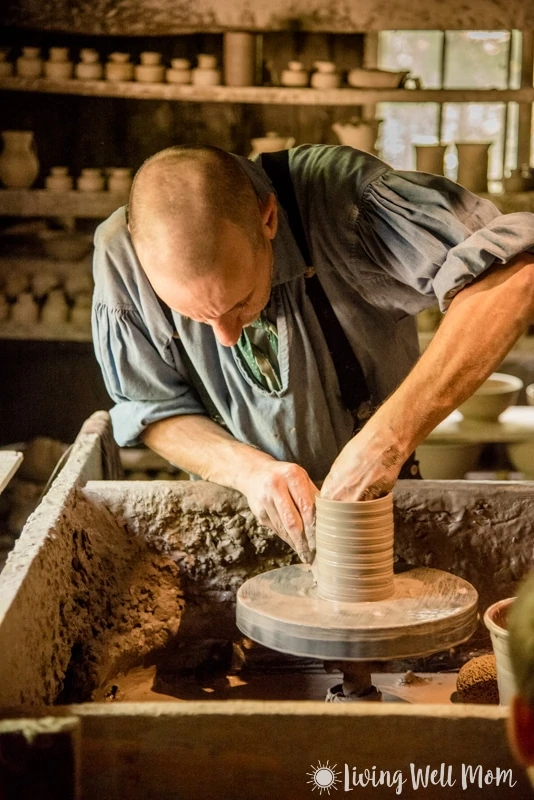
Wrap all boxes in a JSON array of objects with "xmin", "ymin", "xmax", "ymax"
[
  {"xmin": 280, "ymin": 61, "xmax": 308, "ymax": 87},
  {"xmin": 16, "ymin": 47, "xmax": 42, "ymax": 78},
  {"xmin": 45, "ymin": 166, "xmax": 73, "ymax": 192},
  {"xmin": 0, "ymin": 130, "xmax": 39, "ymax": 189},
  {"xmin": 332, "ymin": 119, "xmax": 380, "ymax": 153}
]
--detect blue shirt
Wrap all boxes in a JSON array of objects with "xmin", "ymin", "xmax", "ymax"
[{"xmin": 92, "ymin": 144, "xmax": 534, "ymax": 482}]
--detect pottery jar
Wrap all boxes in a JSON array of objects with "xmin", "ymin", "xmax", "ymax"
[
  {"xmin": 4, "ymin": 271, "xmax": 30, "ymax": 299},
  {"xmin": 192, "ymin": 55, "xmax": 221, "ymax": 86},
  {"xmin": 0, "ymin": 50, "xmax": 13, "ymax": 78},
  {"xmin": 11, "ymin": 292, "xmax": 39, "ymax": 324},
  {"xmin": 41, "ymin": 289, "xmax": 69, "ymax": 325},
  {"xmin": 223, "ymin": 32, "xmax": 256, "ymax": 87},
  {"xmin": 311, "ymin": 61, "xmax": 340, "ymax": 89},
  {"xmin": 0, "ymin": 130, "xmax": 39, "ymax": 189},
  {"xmin": 332, "ymin": 119, "xmax": 381, "ymax": 153},
  {"xmin": 107, "ymin": 167, "xmax": 133, "ymax": 194},
  {"xmin": 280, "ymin": 61, "xmax": 308, "ymax": 87},
  {"xmin": 134, "ymin": 62, "xmax": 165, "ymax": 83},
  {"xmin": 166, "ymin": 58, "xmax": 191, "ymax": 84},
  {"xmin": 75, "ymin": 49, "xmax": 103, "ymax": 80},
  {"xmin": 44, "ymin": 54, "xmax": 73, "ymax": 81},
  {"xmin": 140, "ymin": 52, "xmax": 162, "ymax": 66},
  {"xmin": 77, "ymin": 168, "xmax": 104, "ymax": 192},
  {"xmin": 105, "ymin": 53, "xmax": 134, "ymax": 82},
  {"xmin": 45, "ymin": 166, "xmax": 73, "ymax": 192},
  {"xmin": 16, "ymin": 47, "xmax": 43, "ymax": 79}
]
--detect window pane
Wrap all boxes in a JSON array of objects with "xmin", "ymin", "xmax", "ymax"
[
  {"xmin": 444, "ymin": 31, "xmax": 511, "ymax": 89},
  {"xmin": 377, "ymin": 103, "xmax": 440, "ymax": 169},
  {"xmin": 378, "ymin": 31, "xmax": 443, "ymax": 89}
]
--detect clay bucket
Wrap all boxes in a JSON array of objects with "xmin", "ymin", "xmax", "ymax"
[
  {"xmin": 315, "ymin": 494, "xmax": 395, "ymax": 603},
  {"xmin": 484, "ymin": 597, "xmax": 517, "ymax": 705}
]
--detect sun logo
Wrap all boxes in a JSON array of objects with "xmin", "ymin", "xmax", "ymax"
[{"xmin": 306, "ymin": 761, "xmax": 342, "ymax": 794}]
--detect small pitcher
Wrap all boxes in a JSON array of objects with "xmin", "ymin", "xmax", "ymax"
[{"xmin": 0, "ymin": 130, "xmax": 39, "ymax": 189}]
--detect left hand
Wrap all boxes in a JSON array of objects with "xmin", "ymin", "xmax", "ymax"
[{"xmin": 320, "ymin": 420, "xmax": 406, "ymax": 501}]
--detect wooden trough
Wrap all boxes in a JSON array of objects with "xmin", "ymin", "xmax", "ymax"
[{"xmin": 0, "ymin": 412, "xmax": 533, "ymax": 799}]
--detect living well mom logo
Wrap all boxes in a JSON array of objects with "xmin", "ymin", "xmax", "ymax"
[{"xmin": 305, "ymin": 761, "xmax": 518, "ymax": 795}]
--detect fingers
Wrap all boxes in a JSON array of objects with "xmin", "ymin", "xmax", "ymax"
[{"xmin": 249, "ymin": 463, "xmax": 318, "ymax": 562}]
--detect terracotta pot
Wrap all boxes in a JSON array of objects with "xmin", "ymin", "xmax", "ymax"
[
  {"xmin": 223, "ymin": 32, "xmax": 256, "ymax": 87},
  {"xmin": 456, "ymin": 142, "xmax": 491, "ymax": 193},
  {"xmin": 415, "ymin": 144, "xmax": 446, "ymax": 175}
]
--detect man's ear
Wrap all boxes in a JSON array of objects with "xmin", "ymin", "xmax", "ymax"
[
  {"xmin": 258, "ymin": 192, "xmax": 278, "ymax": 240},
  {"xmin": 508, "ymin": 695, "xmax": 534, "ymax": 766}
]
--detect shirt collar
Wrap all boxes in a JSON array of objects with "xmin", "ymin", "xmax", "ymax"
[{"xmin": 234, "ymin": 155, "xmax": 310, "ymax": 288}]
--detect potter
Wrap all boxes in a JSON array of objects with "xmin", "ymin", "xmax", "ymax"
[{"xmin": 92, "ymin": 143, "xmax": 534, "ymax": 557}]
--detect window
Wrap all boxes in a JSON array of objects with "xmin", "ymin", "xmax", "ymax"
[{"xmin": 377, "ymin": 30, "xmax": 531, "ymax": 190}]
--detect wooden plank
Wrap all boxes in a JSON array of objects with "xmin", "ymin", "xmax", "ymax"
[
  {"xmin": 66, "ymin": 701, "xmax": 530, "ymax": 800},
  {"xmin": 0, "ymin": 190, "xmax": 122, "ymax": 218},
  {"xmin": 1, "ymin": 77, "xmax": 533, "ymax": 105},
  {"xmin": 0, "ymin": 717, "xmax": 80, "ymax": 800},
  {"xmin": 0, "ymin": 452, "xmax": 23, "ymax": 495},
  {"xmin": 0, "ymin": 322, "xmax": 91, "ymax": 342}
]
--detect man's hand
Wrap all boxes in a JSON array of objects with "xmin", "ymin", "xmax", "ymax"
[
  {"xmin": 239, "ymin": 461, "xmax": 319, "ymax": 561},
  {"xmin": 320, "ymin": 418, "xmax": 405, "ymax": 501}
]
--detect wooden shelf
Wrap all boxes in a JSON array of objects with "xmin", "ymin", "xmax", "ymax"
[
  {"xmin": 0, "ymin": 190, "xmax": 124, "ymax": 218},
  {"xmin": 1, "ymin": 77, "xmax": 534, "ymax": 105},
  {"xmin": 0, "ymin": 321, "xmax": 91, "ymax": 342}
]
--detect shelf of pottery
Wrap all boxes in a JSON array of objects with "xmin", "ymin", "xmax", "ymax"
[{"xmin": 0, "ymin": 41, "xmax": 533, "ymax": 105}]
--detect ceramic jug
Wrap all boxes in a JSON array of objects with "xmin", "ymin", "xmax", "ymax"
[
  {"xmin": 332, "ymin": 119, "xmax": 380, "ymax": 154},
  {"xmin": 0, "ymin": 130, "xmax": 39, "ymax": 189}
]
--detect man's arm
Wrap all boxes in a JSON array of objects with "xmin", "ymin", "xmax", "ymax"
[
  {"xmin": 142, "ymin": 414, "xmax": 318, "ymax": 561},
  {"xmin": 320, "ymin": 252, "xmax": 534, "ymax": 500}
]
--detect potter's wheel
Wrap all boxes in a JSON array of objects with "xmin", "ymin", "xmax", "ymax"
[{"xmin": 236, "ymin": 564, "xmax": 478, "ymax": 662}]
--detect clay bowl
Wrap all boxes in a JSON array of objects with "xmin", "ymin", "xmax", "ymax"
[
  {"xmin": 416, "ymin": 441, "xmax": 482, "ymax": 479},
  {"xmin": 457, "ymin": 372, "xmax": 523, "ymax": 423},
  {"xmin": 38, "ymin": 230, "xmax": 93, "ymax": 261},
  {"xmin": 526, "ymin": 384, "xmax": 534, "ymax": 406}
]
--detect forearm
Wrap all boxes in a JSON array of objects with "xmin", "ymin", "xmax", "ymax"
[
  {"xmin": 141, "ymin": 413, "xmax": 276, "ymax": 494},
  {"xmin": 372, "ymin": 253, "xmax": 534, "ymax": 459}
]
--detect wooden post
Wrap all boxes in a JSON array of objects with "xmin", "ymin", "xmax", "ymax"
[{"xmin": 517, "ymin": 31, "xmax": 533, "ymax": 169}]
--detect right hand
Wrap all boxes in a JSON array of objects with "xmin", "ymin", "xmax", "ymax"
[{"xmin": 238, "ymin": 460, "xmax": 319, "ymax": 562}]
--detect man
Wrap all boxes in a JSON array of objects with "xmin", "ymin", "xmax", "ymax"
[
  {"xmin": 508, "ymin": 574, "xmax": 534, "ymax": 787},
  {"xmin": 92, "ymin": 143, "xmax": 534, "ymax": 561}
]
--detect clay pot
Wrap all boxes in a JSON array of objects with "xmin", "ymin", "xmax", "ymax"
[
  {"xmin": 135, "ymin": 62, "xmax": 165, "ymax": 83},
  {"xmin": 416, "ymin": 441, "xmax": 482, "ymax": 479},
  {"xmin": 280, "ymin": 61, "xmax": 308, "ymax": 87},
  {"xmin": 332, "ymin": 119, "xmax": 381, "ymax": 153},
  {"xmin": 456, "ymin": 142, "xmax": 491, "ymax": 193},
  {"xmin": 44, "ymin": 59, "xmax": 73, "ymax": 80},
  {"xmin": 484, "ymin": 598, "xmax": 517, "ymax": 705},
  {"xmin": 75, "ymin": 49, "xmax": 102, "ymax": 80},
  {"xmin": 16, "ymin": 47, "xmax": 43, "ymax": 78},
  {"xmin": 166, "ymin": 60, "xmax": 191, "ymax": 84},
  {"xmin": 105, "ymin": 53, "xmax": 134, "ymax": 82},
  {"xmin": 249, "ymin": 131, "xmax": 295, "ymax": 159},
  {"xmin": 41, "ymin": 289, "xmax": 69, "ymax": 324},
  {"xmin": 107, "ymin": 167, "xmax": 133, "ymax": 194},
  {"xmin": 11, "ymin": 292, "xmax": 39, "ymax": 324},
  {"xmin": 223, "ymin": 32, "xmax": 256, "ymax": 87},
  {"xmin": 415, "ymin": 144, "xmax": 446, "ymax": 176},
  {"xmin": 347, "ymin": 68, "xmax": 408, "ymax": 88},
  {"xmin": 311, "ymin": 61, "xmax": 340, "ymax": 89},
  {"xmin": 77, "ymin": 168, "xmax": 104, "ymax": 192},
  {"xmin": 45, "ymin": 166, "xmax": 73, "ymax": 192},
  {"xmin": 0, "ymin": 130, "xmax": 39, "ymax": 189}
]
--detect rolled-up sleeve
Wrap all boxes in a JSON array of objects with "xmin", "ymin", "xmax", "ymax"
[
  {"xmin": 355, "ymin": 169, "xmax": 534, "ymax": 311},
  {"xmin": 92, "ymin": 302, "xmax": 207, "ymax": 446}
]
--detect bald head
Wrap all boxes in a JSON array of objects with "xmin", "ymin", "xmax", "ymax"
[{"xmin": 128, "ymin": 145, "xmax": 263, "ymax": 281}]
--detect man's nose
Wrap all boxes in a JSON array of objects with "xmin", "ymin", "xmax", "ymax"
[{"xmin": 211, "ymin": 317, "xmax": 243, "ymax": 347}]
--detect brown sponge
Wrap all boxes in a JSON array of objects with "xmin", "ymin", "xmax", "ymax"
[{"xmin": 456, "ymin": 654, "xmax": 499, "ymax": 704}]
